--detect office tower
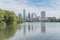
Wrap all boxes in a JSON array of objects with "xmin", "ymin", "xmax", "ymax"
[
  {"xmin": 31, "ymin": 13, "xmax": 36, "ymax": 20},
  {"xmin": 28, "ymin": 13, "xmax": 30, "ymax": 21},
  {"xmin": 23, "ymin": 9, "xmax": 26, "ymax": 20},
  {"xmin": 31, "ymin": 13, "xmax": 36, "ymax": 18},
  {"xmin": 41, "ymin": 11, "xmax": 45, "ymax": 20},
  {"xmin": 18, "ymin": 13, "xmax": 22, "ymax": 17}
]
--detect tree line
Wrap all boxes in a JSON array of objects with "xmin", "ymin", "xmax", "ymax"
[{"xmin": 0, "ymin": 9, "xmax": 23, "ymax": 25}]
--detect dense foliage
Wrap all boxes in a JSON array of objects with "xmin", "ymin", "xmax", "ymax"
[{"xmin": 0, "ymin": 9, "xmax": 23, "ymax": 25}]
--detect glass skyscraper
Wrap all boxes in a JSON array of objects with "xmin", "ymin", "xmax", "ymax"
[
  {"xmin": 23, "ymin": 9, "xmax": 26, "ymax": 20},
  {"xmin": 28, "ymin": 13, "xmax": 30, "ymax": 20},
  {"xmin": 41, "ymin": 11, "xmax": 45, "ymax": 20}
]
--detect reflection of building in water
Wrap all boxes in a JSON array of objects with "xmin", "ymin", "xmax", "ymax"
[
  {"xmin": 28, "ymin": 24, "xmax": 36, "ymax": 31},
  {"xmin": 41, "ymin": 22, "xmax": 46, "ymax": 33},
  {"xmin": 32, "ymin": 24, "xmax": 33, "ymax": 30},
  {"xmin": 28, "ymin": 24, "xmax": 30, "ymax": 31},
  {"xmin": 23, "ymin": 24, "xmax": 26, "ymax": 35},
  {"xmin": 28, "ymin": 24, "xmax": 33, "ymax": 31},
  {"xmin": 23, "ymin": 23, "xmax": 36, "ymax": 35}
]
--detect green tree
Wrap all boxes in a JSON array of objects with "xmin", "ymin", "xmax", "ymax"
[{"xmin": 0, "ymin": 9, "xmax": 23, "ymax": 27}]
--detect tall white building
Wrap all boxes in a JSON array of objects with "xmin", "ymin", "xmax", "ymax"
[
  {"xmin": 41, "ymin": 11, "xmax": 45, "ymax": 20},
  {"xmin": 23, "ymin": 9, "xmax": 26, "ymax": 20},
  {"xmin": 18, "ymin": 13, "xmax": 22, "ymax": 17},
  {"xmin": 28, "ymin": 13, "xmax": 30, "ymax": 20}
]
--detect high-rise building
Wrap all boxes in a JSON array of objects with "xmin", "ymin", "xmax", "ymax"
[
  {"xmin": 31, "ymin": 13, "xmax": 36, "ymax": 18},
  {"xmin": 41, "ymin": 11, "xmax": 45, "ymax": 20},
  {"xmin": 28, "ymin": 13, "xmax": 30, "ymax": 20},
  {"xmin": 18, "ymin": 13, "xmax": 22, "ymax": 17},
  {"xmin": 31, "ymin": 13, "xmax": 36, "ymax": 21},
  {"xmin": 23, "ymin": 9, "xmax": 26, "ymax": 20}
]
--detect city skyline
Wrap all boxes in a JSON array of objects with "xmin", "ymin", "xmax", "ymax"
[
  {"xmin": 20, "ymin": 10, "xmax": 56, "ymax": 21},
  {"xmin": 19, "ymin": 9, "xmax": 56, "ymax": 18},
  {"xmin": 0, "ymin": 0, "xmax": 60, "ymax": 18}
]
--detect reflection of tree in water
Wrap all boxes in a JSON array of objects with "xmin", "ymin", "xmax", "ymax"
[
  {"xmin": 0, "ymin": 24, "xmax": 17, "ymax": 40},
  {"xmin": 17, "ymin": 24, "xmax": 23, "ymax": 30}
]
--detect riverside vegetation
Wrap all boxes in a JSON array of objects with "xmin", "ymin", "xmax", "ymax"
[
  {"xmin": 0, "ymin": 9, "xmax": 23, "ymax": 40},
  {"xmin": 0, "ymin": 9, "xmax": 23, "ymax": 29}
]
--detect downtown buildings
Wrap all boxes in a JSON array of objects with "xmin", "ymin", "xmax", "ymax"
[
  {"xmin": 41, "ymin": 11, "xmax": 45, "ymax": 20},
  {"xmin": 22, "ymin": 9, "xmax": 46, "ymax": 21},
  {"xmin": 18, "ymin": 9, "xmax": 56, "ymax": 21}
]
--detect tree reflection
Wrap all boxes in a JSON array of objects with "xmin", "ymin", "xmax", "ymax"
[{"xmin": 0, "ymin": 24, "xmax": 17, "ymax": 40}]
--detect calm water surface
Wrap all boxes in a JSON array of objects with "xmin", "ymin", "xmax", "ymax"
[{"xmin": 2, "ymin": 22, "xmax": 60, "ymax": 40}]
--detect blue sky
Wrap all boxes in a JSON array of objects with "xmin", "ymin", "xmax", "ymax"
[
  {"xmin": 0, "ymin": 0, "xmax": 60, "ymax": 18},
  {"xmin": 27, "ymin": 0, "xmax": 51, "ymax": 7},
  {"xmin": 14, "ymin": 0, "xmax": 56, "ymax": 7}
]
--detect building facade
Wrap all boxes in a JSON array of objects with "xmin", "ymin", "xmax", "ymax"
[
  {"xmin": 41, "ymin": 11, "xmax": 45, "ymax": 20},
  {"xmin": 28, "ymin": 13, "xmax": 30, "ymax": 21},
  {"xmin": 31, "ymin": 13, "xmax": 36, "ymax": 21},
  {"xmin": 23, "ymin": 9, "xmax": 26, "ymax": 20},
  {"xmin": 18, "ymin": 13, "xmax": 22, "ymax": 17}
]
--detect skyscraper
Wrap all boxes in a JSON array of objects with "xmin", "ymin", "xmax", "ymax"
[
  {"xmin": 23, "ymin": 9, "xmax": 26, "ymax": 20},
  {"xmin": 31, "ymin": 13, "xmax": 36, "ymax": 21},
  {"xmin": 18, "ymin": 13, "xmax": 22, "ymax": 17},
  {"xmin": 41, "ymin": 11, "xmax": 45, "ymax": 20},
  {"xmin": 28, "ymin": 13, "xmax": 30, "ymax": 21}
]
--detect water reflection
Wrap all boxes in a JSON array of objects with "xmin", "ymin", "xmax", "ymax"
[
  {"xmin": 22, "ymin": 22, "xmax": 46, "ymax": 36},
  {"xmin": 5, "ymin": 22, "xmax": 60, "ymax": 40},
  {"xmin": 0, "ymin": 24, "xmax": 17, "ymax": 40},
  {"xmin": 23, "ymin": 24, "xmax": 26, "ymax": 35},
  {"xmin": 28, "ymin": 24, "xmax": 36, "ymax": 32},
  {"xmin": 41, "ymin": 22, "xmax": 46, "ymax": 33},
  {"xmin": 28, "ymin": 24, "xmax": 30, "ymax": 31},
  {"xmin": 32, "ymin": 24, "xmax": 33, "ymax": 31}
]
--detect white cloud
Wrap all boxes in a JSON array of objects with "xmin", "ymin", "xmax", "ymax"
[{"xmin": 0, "ymin": 0, "xmax": 60, "ymax": 18}]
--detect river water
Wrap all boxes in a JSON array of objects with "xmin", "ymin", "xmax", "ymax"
[{"xmin": 1, "ymin": 22, "xmax": 60, "ymax": 40}]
